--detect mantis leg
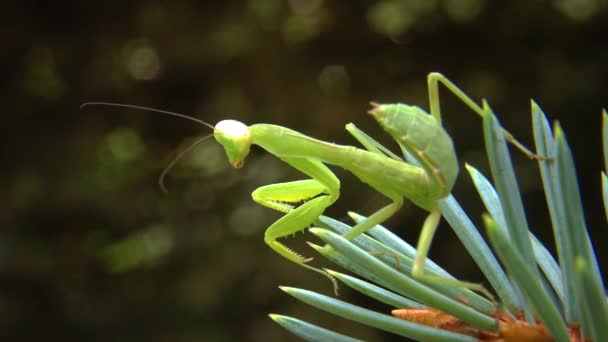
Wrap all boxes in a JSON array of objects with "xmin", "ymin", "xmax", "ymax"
[
  {"xmin": 261, "ymin": 192, "xmax": 332, "ymax": 263},
  {"xmin": 345, "ymin": 123, "xmax": 403, "ymax": 161},
  {"xmin": 253, "ymin": 179, "xmax": 327, "ymax": 215},
  {"xmin": 330, "ymin": 124, "xmax": 410, "ymax": 241},
  {"xmin": 254, "ymin": 157, "xmax": 339, "ymax": 263},
  {"xmin": 413, "ymin": 208, "xmax": 494, "ymax": 300},
  {"xmin": 340, "ymin": 196, "xmax": 403, "ymax": 241},
  {"xmin": 317, "ymin": 193, "xmax": 404, "ymax": 282},
  {"xmin": 253, "ymin": 157, "xmax": 340, "ymax": 291},
  {"xmin": 427, "ymin": 72, "xmax": 546, "ymax": 160}
]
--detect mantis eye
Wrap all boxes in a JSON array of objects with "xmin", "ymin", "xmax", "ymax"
[{"xmin": 215, "ymin": 120, "xmax": 250, "ymax": 138}]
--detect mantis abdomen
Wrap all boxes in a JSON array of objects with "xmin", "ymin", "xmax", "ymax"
[{"xmin": 370, "ymin": 103, "xmax": 459, "ymax": 197}]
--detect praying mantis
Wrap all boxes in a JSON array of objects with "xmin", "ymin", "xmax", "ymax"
[
  {"xmin": 84, "ymin": 72, "xmax": 540, "ymax": 296},
  {"xmin": 211, "ymin": 72, "xmax": 541, "ymax": 295}
]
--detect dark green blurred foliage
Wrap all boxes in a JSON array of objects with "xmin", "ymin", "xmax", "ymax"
[{"xmin": 2, "ymin": 1, "xmax": 607, "ymax": 341}]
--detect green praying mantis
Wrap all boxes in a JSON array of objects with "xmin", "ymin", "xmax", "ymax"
[
  {"xmin": 84, "ymin": 72, "xmax": 542, "ymax": 296},
  {"xmin": 212, "ymin": 72, "xmax": 543, "ymax": 296}
]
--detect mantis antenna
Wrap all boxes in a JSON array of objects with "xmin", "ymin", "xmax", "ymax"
[
  {"xmin": 157, "ymin": 134, "xmax": 214, "ymax": 192},
  {"xmin": 80, "ymin": 102, "xmax": 216, "ymax": 192},
  {"xmin": 80, "ymin": 102, "xmax": 216, "ymax": 129}
]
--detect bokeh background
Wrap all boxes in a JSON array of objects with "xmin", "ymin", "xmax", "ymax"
[{"xmin": 3, "ymin": 1, "xmax": 608, "ymax": 341}]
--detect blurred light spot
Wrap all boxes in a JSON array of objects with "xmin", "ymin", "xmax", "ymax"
[
  {"xmin": 318, "ymin": 65, "xmax": 350, "ymax": 96},
  {"xmin": 229, "ymin": 204, "xmax": 265, "ymax": 237},
  {"xmin": 366, "ymin": 0, "xmax": 438, "ymax": 37},
  {"xmin": 101, "ymin": 225, "xmax": 174, "ymax": 273},
  {"xmin": 23, "ymin": 47, "xmax": 66, "ymax": 100},
  {"xmin": 282, "ymin": 6, "xmax": 327, "ymax": 44},
  {"xmin": 367, "ymin": 1, "xmax": 414, "ymax": 36},
  {"xmin": 554, "ymin": 0, "xmax": 599, "ymax": 21},
  {"xmin": 444, "ymin": 0, "xmax": 484, "ymax": 23},
  {"xmin": 124, "ymin": 43, "xmax": 162, "ymax": 80},
  {"xmin": 186, "ymin": 137, "xmax": 228, "ymax": 177},
  {"xmin": 106, "ymin": 127, "xmax": 145, "ymax": 161},
  {"xmin": 212, "ymin": 22, "xmax": 256, "ymax": 60},
  {"xmin": 288, "ymin": 0, "xmax": 323, "ymax": 15},
  {"xmin": 249, "ymin": 0, "xmax": 282, "ymax": 30}
]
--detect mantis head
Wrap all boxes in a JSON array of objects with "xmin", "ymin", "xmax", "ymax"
[{"xmin": 214, "ymin": 120, "xmax": 252, "ymax": 169}]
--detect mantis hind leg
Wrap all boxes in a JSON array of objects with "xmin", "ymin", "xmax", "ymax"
[
  {"xmin": 427, "ymin": 72, "xmax": 548, "ymax": 161},
  {"xmin": 413, "ymin": 208, "xmax": 494, "ymax": 301}
]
